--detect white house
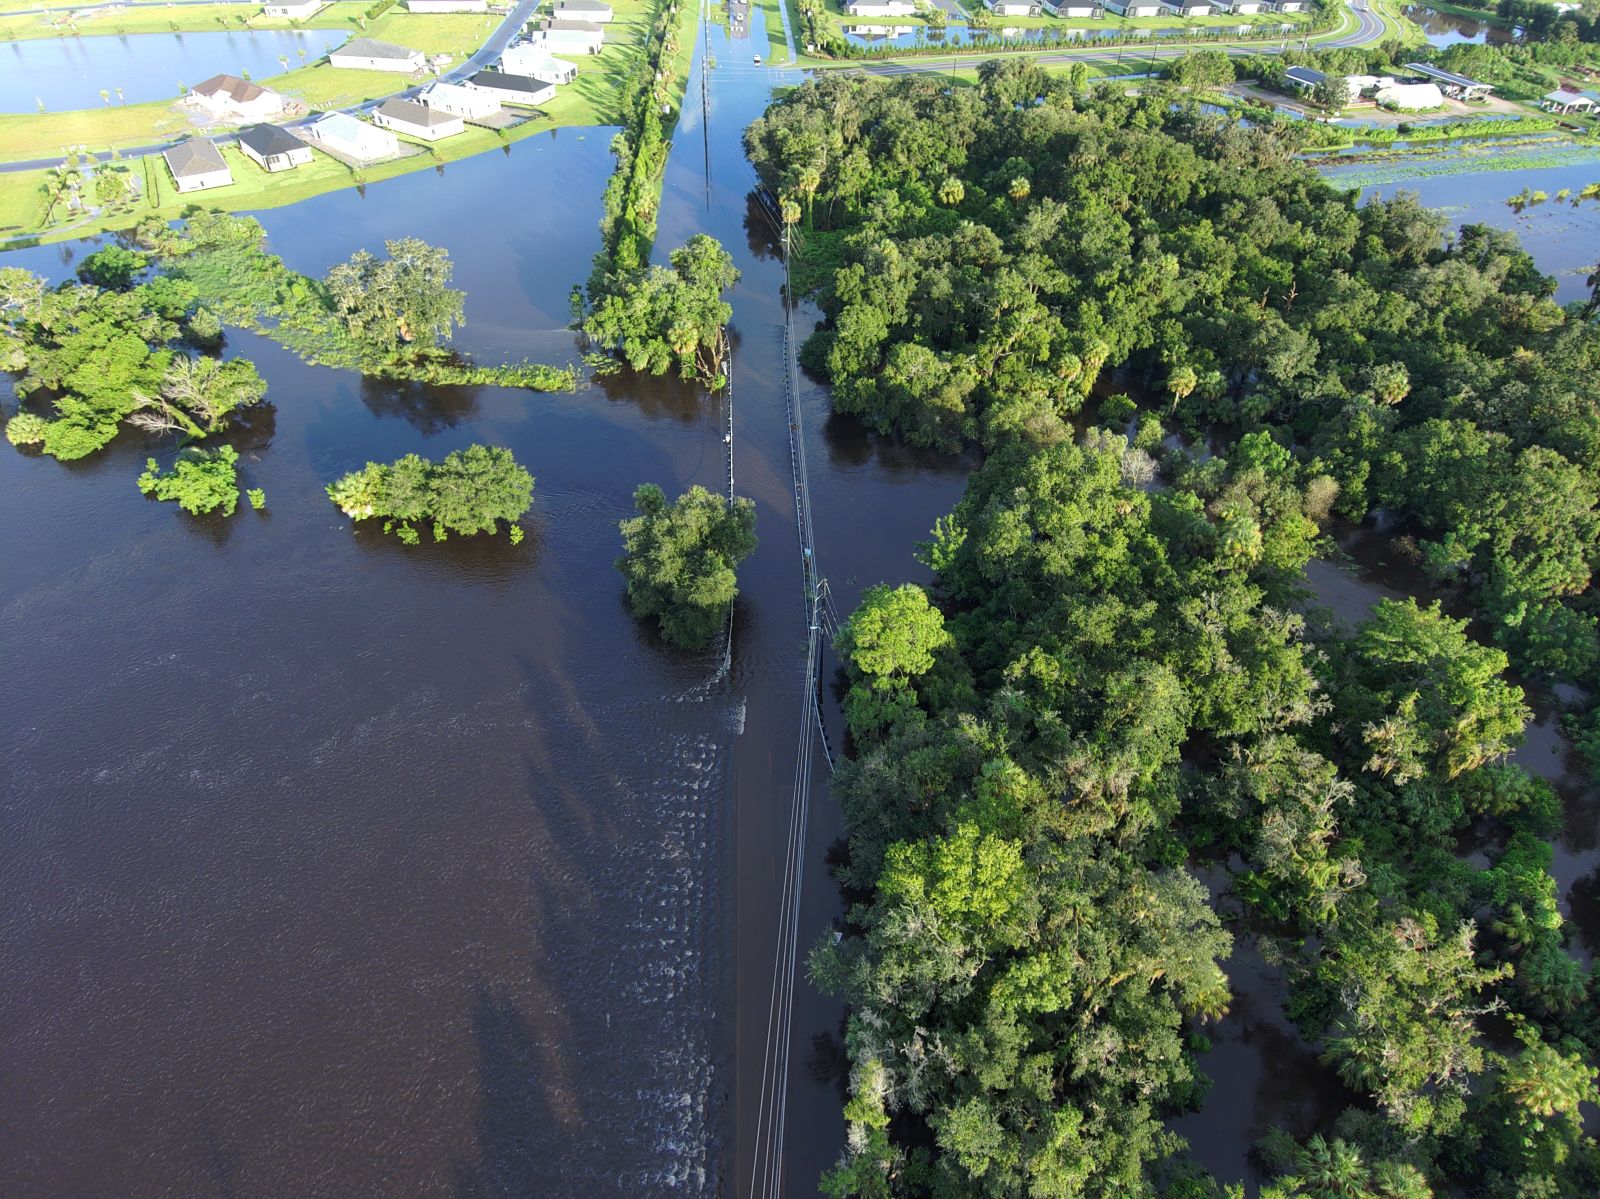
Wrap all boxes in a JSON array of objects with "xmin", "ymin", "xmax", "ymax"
[
  {"xmin": 1273, "ymin": 0, "xmax": 1306, "ymax": 10},
  {"xmin": 327, "ymin": 37, "xmax": 427, "ymax": 72},
  {"xmin": 465, "ymin": 69, "xmax": 557, "ymax": 106},
  {"xmin": 187, "ymin": 74, "xmax": 285, "ymax": 121},
  {"xmin": 420, "ymin": 80, "xmax": 502, "ymax": 118},
  {"xmin": 553, "ymin": 0, "xmax": 614, "ymax": 20},
  {"xmin": 1044, "ymin": 0, "xmax": 1102, "ymax": 15},
  {"xmin": 305, "ymin": 111, "xmax": 400, "ymax": 160},
  {"xmin": 1220, "ymin": 0, "xmax": 1266, "ymax": 11},
  {"xmin": 501, "ymin": 42, "xmax": 579, "ymax": 82},
  {"xmin": 405, "ymin": 0, "xmax": 487, "ymax": 10},
  {"xmin": 163, "ymin": 139, "xmax": 233, "ymax": 192},
  {"xmin": 262, "ymin": 0, "xmax": 324, "ymax": 17},
  {"xmin": 372, "ymin": 96, "xmax": 466, "ymax": 139},
  {"xmin": 1103, "ymin": 0, "xmax": 1163, "ymax": 14},
  {"xmin": 1161, "ymin": 0, "xmax": 1214, "ymax": 14},
  {"xmin": 1376, "ymin": 81, "xmax": 1444, "ymax": 108},
  {"xmin": 237, "ymin": 123, "xmax": 314, "ymax": 171},
  {"xmin": 844, "ymin": 0, "xmax": 917, "ymax": 15},
  {"xmin": 987, "ymin": 0, "xmax": 1040, "ymax": 14},
  {"xmin": 533, "ymin": 19, "xmax": 606, "ymax": 54},
  {"xmin": 1283, "ymin": 65, "xmax": 1326, "ymax": 91}
]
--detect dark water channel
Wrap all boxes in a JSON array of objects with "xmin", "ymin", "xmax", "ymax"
[{"xmin": 1403, "ymin": 3, "xmax": 1517, "ymax": 48}]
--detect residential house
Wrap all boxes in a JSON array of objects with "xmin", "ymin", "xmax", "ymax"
[
  {"xmin": 465, "ymin": 69, "xmax": 558, "ymax": 106},
  {"xmin": 327, "ymin": 37, "xmax": 427, "ymax": 72},
  {"xmin": 237, "ymin": 122, "xmax": 314, "ymax": 171},
  {"xmin": 187, "ymin": 74, "xmax": 285, "ymax": 121},
  {"xmin": 1272, "ymin": 0, "xmax": 1307, "ymax": 10},
  {"xmin": 406, "ymin": 0, "xmax": 487, "ymax": 10},
  {"xmin": 1283, "ymin": 65, "xmax": 1326, "ymax": 92},
  {"xmin": 1160, "ymin": 0, "xmax": 1215, "ymax": 14},
  {"xmin": 501, "ymin": 42, "xmax": 579, "ymax": 82},
  {"xmin": 262, "ymin": 0, "xmax": 324, "ymax": 17},
  {"xmin": 163, "ymin": 138, "xmax": 233, "ymax": 192},
  {"xmin": 420, "ymin": 81, "xmax": 503, "ymax": 118},
  {"xmin": 372, "ymin": 96, "xmax": 466, "ymax": 140},
  {"xmin": 553, "ymin": 0, "xmax": 614, "ymax": 20},
  {"xmin": 1542, "ymin": 87, "xmax": 1600, "ymax": 113},
  {"xmin": 844, "ymin": 0, "xmax": 917, "ymax": 14},
  {"xmin": 305, "ymin": 111, "xmax": 401, "ymax": 160},
  {"xmin": 1044, "ymin": 0, "xmax": 1102, "ymax": 15},
  {"xmin": 532, "ymin": 19, "xmax": 606, "ymax": 54},
  {"xmin": 987, "ymin": 0, "xmax": 1041, "ymax": 14},
  {"xmin": 1211, "ymin": 0, "xmax": 1264, "ymax": 10},
  {"xmin": 1102, "ymin": 0, "xmax": 1164, "ymax": 14}
]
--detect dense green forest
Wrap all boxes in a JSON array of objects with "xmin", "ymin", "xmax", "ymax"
[{"xmin": 747, "ymin": 65, "xmax": 1600, "ymax": 1199}]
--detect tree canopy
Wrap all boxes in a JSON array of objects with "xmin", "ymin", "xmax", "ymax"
[
  {"xmin": 616, "ymin": 483, "xmax": 757, "ymax": 649},
  {"xmin": 326, "ymin": 445, "xmax": 534, "ymax": 544}
]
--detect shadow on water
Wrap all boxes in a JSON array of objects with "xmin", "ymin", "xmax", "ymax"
[{"xmin": 358, "ymin": 376, "xmax": 484, "ymax": 435}]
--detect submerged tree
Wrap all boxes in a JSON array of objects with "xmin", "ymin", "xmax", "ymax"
[
  {"xmin": 326, "ymin": 445, "xmax": 533, "ymax": 544},
  {"xmin": 616, "ymin": 483, "xmax": 756, "ymax": 649},
  {"xmin": 325, "ymin": 238, "xmax": 466, "ymax": 353},
  {"xmin": 582, "ymin": 235, "xmax": 739, "ymax": 388},
  {"xmin": 136, "ymin": 444, "xmax": 240, "ymax": 516}
]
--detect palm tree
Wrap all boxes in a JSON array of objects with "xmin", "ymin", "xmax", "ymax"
[
  {"xmin": 1292, "ymin": 1135, "xmax": 1367, "ymax": 1199},
  {"xmin": 115, "ymin": 87, "xmax": 124, "ymax": 105},
  {"xmin": 99, "ymin": 88, "xmax": 110, "ymax": 105}
]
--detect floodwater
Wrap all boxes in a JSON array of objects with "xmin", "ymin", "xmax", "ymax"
[
  {"xmin": 1325, "ymin": 157, "xmax": 1600, "ymax": 305},
  {"xmin": 1402, "ymin": 3, "xmax": 1517, "ymax": 47},
  {"xmin": 0, "ymin": 28, "xmax": 348, "ymax": 113},
  {"xmin": 0, "ymin": 13, "xmax": 971, "ymax": 1198}
]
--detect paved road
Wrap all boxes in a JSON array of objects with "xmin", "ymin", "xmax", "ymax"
[{"xmin": 0, "ymin": 0, "xmax": 539, "ymax": 175}]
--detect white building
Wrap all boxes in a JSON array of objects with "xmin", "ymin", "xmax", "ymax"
[
  {"xmin": 1543, "ymin": 88, "xmax": 1599, "ymax": 114},
  {"xmin": 372, "ymin": 96, "xmax": 467, "ymax": 139},
  {"xmin": 163, "ymin": 139, "xmax": 233, "ymax": 192},
  {"xmin": 1273, "ymin": 0, "xmax": 1307, "ymax": 10},
  {"xmin": 1376, "ymin": 81, "xmax": 1444, "ymax": 108},
  {"xmin": 1161, "ymin": 0, "xmax": 1215, "ymax": 14},
  {"xmin": 532, "ymin": 19, "xmax": 606, "ymax": 54},
  {"xmin": 465, "ymin": 70, "xmax": 558, "ymax": 106},
  {"xmin": 501, "ymin": 42, "xmax": 580, "ymax": 83},
  {"xmin": 327, "ymin": 37, "xmax": 427, "ymax": 72},
  {"xmin": 1044, "ymin": 0, "xmax": 1102, "ymax": 15},
  {"xmin": 305, "ymin": 111, "xmax": 401, "ymax": 160},
  {"xmin": 1103, "ymin": 0, "xmax": 1163, "ymax": 14},
  {"xmin": 553, "ymin": 0, "xmax": 614, "ymax": 20},
  {"xmin": 420, "ymin": 80, "xmax": 503, "ymax": 118},
  {"xmin": 262, "ymin": 0, "xmax": 324, "ymax": 17},
  {"xmin": 987, "ymin": 0, "xmax": 1040, "ymax": 14},
  {"xmin": 844, "ymin": 0, "xmax": 917, "ymax": 14},
  {"xmin": 237, "ymin": 123, "xmax": 314, "ymax": 171},
  {"xmin": 405, "ymin": 0, "xmax": 487, "ymax": 10},
  {"xmin": 187, "ymin": 74, "xmax": 285, "ymax": 121}
]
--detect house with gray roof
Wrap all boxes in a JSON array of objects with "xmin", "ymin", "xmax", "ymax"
[
  {"xmin": 163, "ymin": 138, "xmax": 233, "ymax": 192},
  {"xmin": 328, "ymin": 37, "xmax": 426, "ymax": 72},
  {"xmin": 372, "ymin": 97, "xmax": 466, "ymax": 140},
  {"xmin": 237, "ymin": 123, "xmax": 314, "ymax": 171}
]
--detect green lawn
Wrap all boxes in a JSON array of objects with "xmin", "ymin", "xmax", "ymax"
[
  {"xmin": 0, "ymin": 0, "xmax": 368, "ymax": 42},
  {"xmin": 0, "ymin": 0, "xmax": 698, "ymax": 242}
]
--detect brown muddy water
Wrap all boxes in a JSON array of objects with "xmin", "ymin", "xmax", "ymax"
[{"xmin": 4, "ymin": 16, "xmax": 1597, "ymax": 1198}]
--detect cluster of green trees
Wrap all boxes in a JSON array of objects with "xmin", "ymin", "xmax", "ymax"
[
  {"xmin": 574, "ymin": 2, "xmax": 739, "ymax": 387},
  {"xmin": 615, "ymin": 483, "xmax": 756, "ymax": 649},
  {"xmin": 0, "ymin": 247, "xmax": 268, "ymax": 461},
  {"xmin": 137, "ymin": 444, "xmax": 245, "ymax": 517},
  {"xmin": 748, "ymin": 66, "xmax": 1600, "ymax": 1199},
  {"xmin": 142, "ymin": 213, "xmax": 575, "ymax": 390},
  {"xmin": 747, "ymin": 65, "xmax": 1600, "ymax": 684},
  {"xmin": 581, "ymin": 234, "xmax": 740, "ymax": 387},
  {"xmin": 326, "ymin": 445, "xmax": 534, "ymax": 544}
]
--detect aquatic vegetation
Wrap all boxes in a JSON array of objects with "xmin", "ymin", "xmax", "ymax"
[
  {"xmin": 1507, "ymin": 186, "xmax": 1550, "ymax": 211},
  {"xmin": 136, "ymin": 444, "xmax": 240, "ymax": 517},
  {"xmin": 326, "ymin": 445, "xmax": 533, "ymax": 544}
]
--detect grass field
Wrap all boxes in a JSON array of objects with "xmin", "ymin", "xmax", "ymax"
[{"xmin": 0, "ymin": 0, "xmax": 367, "ymax": 42}]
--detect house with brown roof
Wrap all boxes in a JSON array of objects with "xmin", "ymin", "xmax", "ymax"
[{"xmin": 187, "ymin": 74, "xmax": 285, "ymax": 121}]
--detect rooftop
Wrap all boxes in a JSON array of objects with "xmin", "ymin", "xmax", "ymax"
[
  {"xmin": 334, "ymin": 37, "xmax": 422, "ymax": 60},
  {"xmin": 191, "ymin": 74, "xmax": 274, "ymax": 104},
  {"xmin": 471, "ymin": 70, "xmax": 553, "ymax": 93},
  {"xmin": 375, "ymin": 97, "xmax": 459, "ymax": 126},
  {"xmin": 164, "ymin": 138, "xmax": 228, "ymax": 176},
  {"xmin": 1404, "ymin": 62, "xmax": 1491, "ymax": 90},
  {"xmin": 1285, "ymin": 66, "xmax": 1327, "ymax": 86},
  {"xmin": 237, "ymin": 123, "xmax": 304, "ymax": 157}
]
